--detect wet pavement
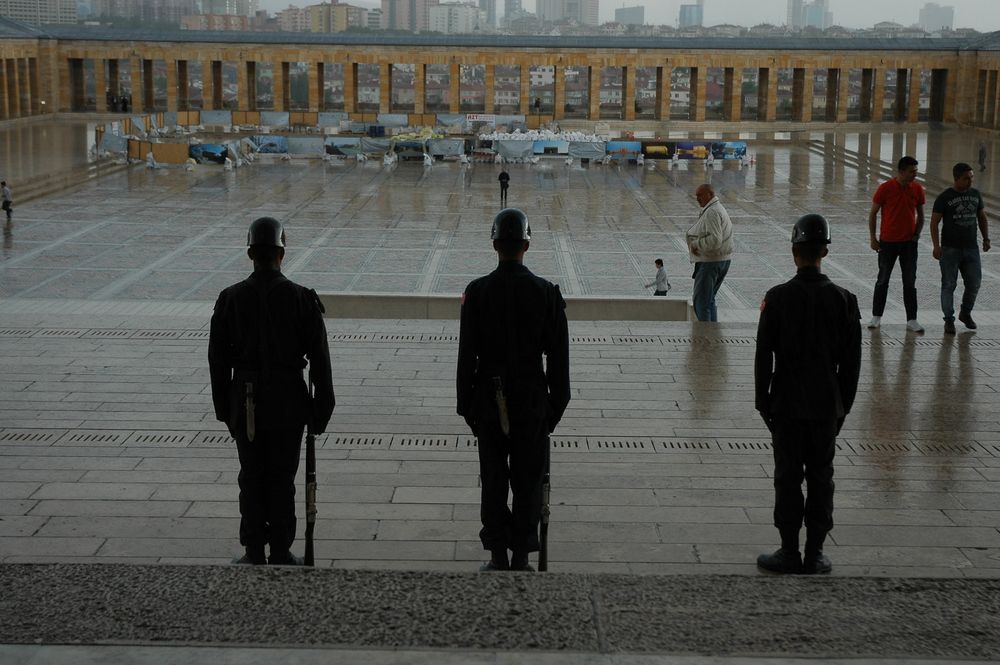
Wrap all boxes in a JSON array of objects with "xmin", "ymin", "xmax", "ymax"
[{"xmin": 2, "ymin": 124, "xmax": 1000, "ymax": 660}]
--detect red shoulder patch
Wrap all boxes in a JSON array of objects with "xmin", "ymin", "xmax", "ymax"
[{"xmin": 759, "ymin": 299, "xmax": 767, "ymax": 312}]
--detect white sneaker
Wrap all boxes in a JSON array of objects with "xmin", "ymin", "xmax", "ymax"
[
  {"xmin": 867, "ymin": 316, "xmax": 881, "ymax": 329},
  {"xmin": 906, "ymin": 319, "xmax": 925, "ymax": 333}
]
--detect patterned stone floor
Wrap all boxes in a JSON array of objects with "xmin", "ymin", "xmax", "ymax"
[{"xmin": 2, "ymin": 125, "xmax": 1000, "ymax": 578}]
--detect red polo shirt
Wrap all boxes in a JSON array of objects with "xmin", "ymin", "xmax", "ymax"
[{"xmin": 873, "ymin": 178, "xmax": 925, "ymax": 242}]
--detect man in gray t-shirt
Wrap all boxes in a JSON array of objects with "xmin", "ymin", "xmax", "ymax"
[{"xmin": 931, "ymin": 163, "xmax": 991, "ymax": 334}]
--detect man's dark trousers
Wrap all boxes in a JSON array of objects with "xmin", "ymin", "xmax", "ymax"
[
  {"xmin": 235, "ymin": 424, "xmax": 304, "ymax": 554},
  {"xmin": 475, "ymin": 398, "xmax": 548, "ymax": 554},
  {"xmin": 872, "ymin": 240, "xmax": 918, "ymax": 320},
  {"xmin": 771, "ymin": 418, "xmax": 836, "ymax": 546}
]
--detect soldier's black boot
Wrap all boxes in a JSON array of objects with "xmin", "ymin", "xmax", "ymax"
[
  {"xmin": 233, "ymin": 546, "xmax": 266, "ymax": 565},
  {"xmin": 510, "ymin": 551, "xmax": 535, "ymax": 572},
  {"xmin": 803, "ymin": 531, "xmax": 832, "ymax": 574},
  {"xmin": 480, "ymin": 549, "xmax": 510, "ymax": 571},
  {"xmin": 268, "ymin": 550, "xmax": 304, "ymax": 566},
  {"xmin": 756, "ymin": 548, "xmax": 803, "ymax": 574}
]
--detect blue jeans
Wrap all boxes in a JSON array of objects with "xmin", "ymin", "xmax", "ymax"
[
  {"xmin": 939, "ymin": 246, "xmax": 981, "ymax": 322},
  {"xmin": 693, "ymin": 260, "xmax": 731, "ymax": 322}
]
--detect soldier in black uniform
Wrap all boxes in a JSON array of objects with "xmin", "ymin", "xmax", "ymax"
[
  {"xmin": 457, "ymin": 208, "xmax": 571, "ymax": 572},
  {"xmin": 754, "ymin": 214, "xmax": 862, "ymax": 575},
  {"xmin": 209, "ymin": 217, "xmax": 335, "ymax": 565}
]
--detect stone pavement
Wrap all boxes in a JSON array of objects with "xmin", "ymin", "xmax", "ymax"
[{"xmin": 3, "ymin": 124, "xmax": 1000, "ymax": 660}]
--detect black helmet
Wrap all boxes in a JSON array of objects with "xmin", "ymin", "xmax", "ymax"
[
  {"xmin": 791, "ymin": 214, "xmax": 831, "ymax": 244},
  {"xmin": 247, "ymin": 216, "xmax": 285, "ymax": 247},
  {"xmin": 491, "ymin": 208, "xmax": 531, "ymax": 241}
]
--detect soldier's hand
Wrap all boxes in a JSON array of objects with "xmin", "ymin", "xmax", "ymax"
[
  {"xmin": 869, "ymin": 238, "xmax": 880, "ymax": 252},
  {"xmin": 933, "ymin": 246, "xmax": 942, "ymax": 261},
  {"xmin": 984, "ymin": 238, "xmax": 992, "ymax": 252},
  {"xmin": 464, "ymin": 415, "xmax": 478, "ymax": 437}
]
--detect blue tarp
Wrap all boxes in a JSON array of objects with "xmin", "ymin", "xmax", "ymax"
[
  {"xmin": 494, "ymin": 140, "xmax": 534, "ymax": 160},
  {"xmin": 201, "ymin": 110, "xmax": 232, "ymax": 125},
  {"xmin": 377, "ymin": 113, "xmax": 409, "ymax": 127},
  {"xmin": 287, "ymin": 137, "xmax": 326, "ymax": 155},
  {"xmin": 249, "ymin": 135, "xmax": 289, "ymax": 153},
  {"xmin": 129, "ymin": 116, "xmax": 146, "ymax": 134},
  {"xmin": 99, "ymin": 132, "xmax": 127, "ymax": 153},
  {"xmin": 162, "ymin": 112, "xmax": 178, "ymax": 127},
  {"xmin": 568, "ymin": 142, "xmax": 605, "ymax": 159},
  {"xmin": 260, "ymin": 112, "xmax": 289, "ymax": 128},
  {"xmin": 427, "ymin": 138, "xmax": 465, "ymax": 157},
  {"xmin": 325, "ymin": 137, "xmax": 361, "ymax": 156},
  {"xmin": 436, "ymin": 113, "xmax": 466, "ymax": 126},
  {"xmin": 317, "ymin": 112, "xmax": 349, "ymax": 127}
]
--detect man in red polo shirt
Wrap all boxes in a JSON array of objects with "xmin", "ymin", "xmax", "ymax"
[{"xmin": 867, "ymin": 156, "xmax": 926, "ymax": 333}]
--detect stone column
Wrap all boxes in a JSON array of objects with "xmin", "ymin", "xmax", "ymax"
[
  {"xmin": 836, "ymin": 67, "xmax": 850, "ymax": 122},
  {"xmin": 792, "ymin": 68, "xmax": 813, "ymax": 122},
  {"xmin": 18, "ymin": 59, "xmax": 30, "ymax": 116},
  {"xmin": 655, "ymin": 65, "xmax": 671, "ymax": 121},
  {"xmin": 0, "ymin": 61, "xmax": 8, "ymax": 120},
  {"xmin": 414, "ymin": 63, "xmax": 426, "ymax": 114},
  {"xmin": 553, "ymin": 65, "xmax": 565, "ymax": 120},
  {"xmin": 873, "ymin": 68, "xmax": 888, "ymax": 122},
  {"xmin": 343, "ymin": 62, "xmax": 357, "ymax": 113},
  {"xmin": 273, "ymin": 61, "xmax": 287, "ymax": 112},
  {"xmin": 759, "ymin": 67, "xmax": 777, "ymax": 121},
  {"xmin": 201, "ymin": 60, "xmax": 214, "ymax": 110},
  {"xmin": 130, "ymin": 57, "xmax": 142, "ymax": 110},
  {"xmin": 449, "ymin": 62, "xmax": 460, "ymax": 114},
  {"xmin": 177, "ymin": 60, "xmax": 189, "ymax": 111},
  {"xmin": 520, "ymin": 62, "xmax": 531, "ymax": 115},
  {"xmin": 69, "ymin": 58, "xmax": 85, "ymax": 112},
  {"xmin": 165, "ymin": 60, "xmax": 178, "ymax": 111},
  {"xmin": 377, "ymin": 62, "xmax": 390, "ymax": 114},
  {"xmin": 723, "ymin": 67, "xmax": 741, "ymax": 122},
  {"xmin": 623, "ymin": 65, "xmax": 636, "ymax": 121},
  {"xmin": 94, "ymin": 58, "xmax": 106, "ymax": 112},
  {"xmin": 142, "ymin": 59, "xmax": 154, "ymax": 111},
  {"xmin": 484, "ymin": 63, "xmax": 494, "ymax": 114},
  {"xmin": 690, "ymin": 67, "xmax": 706, "ymax": 121},
  {"xmin": 984, "ymin": 70, "xmax": 996, "ymax": 127},
  {"xmin": 238, "ymin": 60, "xmax": 250, "ymax": 110},
  {"xmin": 825, "ymin": 68, "xmax": 839, "ymax": 121},
  {"xmin": 29, "ymin": 58, "xmax": 40, "ymax": 114},
  {"xmin": 860, "ymin": 68, "xmax": 874, "ymax": 121},
  {"xmin": 213, "ymin": 61, "xmax": 224, "ymax": 109},
  {"xmin": 107, "ymin": 58, "xmax": 120, "ymax": 99},
  {"xmin": 8, "ymin": 60, "xmax": 21, "ymax": 117},
  {"xmin": 894, "ymin": 68, "xmax": 908, "ymax": 122},
  {"xmin": 309, "ymin": 61, "xmax": 323, "ymax": 112},
  {"xmin": 588, "ymin": 65, "xmax": 601, "ymax": 120},
  {"xmin": 907, "ymin": 68, "xmax": 921, "ymax": 123}
]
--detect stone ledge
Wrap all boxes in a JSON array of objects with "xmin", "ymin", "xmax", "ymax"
[{"xmin": 318, "ymin": 293, "xmax": 692, "ymax": 322}]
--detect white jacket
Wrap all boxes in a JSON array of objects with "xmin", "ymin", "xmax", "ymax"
[{"xmin": 686, "ymin": 197, "xmax": 734, "ymax": 264}]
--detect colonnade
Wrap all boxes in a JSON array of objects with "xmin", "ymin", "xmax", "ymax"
[{"xmin": 0, "ymin": 57, "xmax": 40, "ymax": 120}]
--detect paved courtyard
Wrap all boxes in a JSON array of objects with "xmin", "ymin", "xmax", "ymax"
[{"xmin": 2, "ymin": 124, "xmax": 1000, "ymax": 581}]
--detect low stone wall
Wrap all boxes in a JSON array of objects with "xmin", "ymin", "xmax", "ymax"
[{"xmin": 317, "ymin": 293, "xmax": 692, "ymax": 322}]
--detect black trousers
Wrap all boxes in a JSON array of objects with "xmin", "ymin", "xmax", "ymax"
[
  {"xmin": 235, "ymin": 424, "xmax": 304, "ymax": 553},
  {"xmin": 475, "ymin": 412, "xmax": 548, "ymax": 554},
  {"xmin": 500, "ymin": 184, "xmax": 508, "ymax": 203},
  {"xmin": 872, "ymin": 240, "xmax": 918, "ymax": 320},
  {"xmin": 771, "ymin": 418, "xmax": 837, "ymax": 540}
]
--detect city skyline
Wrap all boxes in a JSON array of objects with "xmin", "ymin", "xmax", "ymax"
[{"xmin": 267, "ymin": 0, "xmax": 1000, "ymax": 31}]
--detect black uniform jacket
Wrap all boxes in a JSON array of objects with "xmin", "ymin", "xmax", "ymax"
[
  {"xmin": 457, "ymin": 261, "xmax": 570, "ymax": 432},
  {"xmin": 208, "ymin": 269, "xmax": 335, "ymax": 434},
  {"xmin": 754, "ymin": 266, "xmax": 861, "ymax": 420}
]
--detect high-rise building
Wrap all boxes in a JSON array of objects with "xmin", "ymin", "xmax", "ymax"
[
  {"xmin": 615, "ymin": 5, "xmax": 642, "ymax": 26},
  {"xmin": 503, "ymin": 0, "xmax": 520, "ymax": 16},
  {"xmin": 381, "ymin": 0, "xmax": 440, "ymax": 31},
  {"xmin": 201, "ymin": 0, "xmax": 258, "ymax": 17},
  {"xmin": 429, "ymin": 2, "xmax": 484, "ymax": 33},
  {"xmin": 0, "ymin": 0, "xmax": 76, "ymax": 24},
  {"xmin": 477, "ymin": 0, "xmax": 495, "ymax": 26},
  {"xmin": 919, "ymin": 3, "xmax": 954, "ymax": 31},
  {"xmin": 786, "ymin": 0, "xmax": 803, "ymax": 28},
  {"xmin": 537, "ymin": 0, "xmax": 598, "ymax": 26},
  {"xmin": 679, "ymin": 0, "xmax": 703, "ymax": 28},
  {"xmin": 788, "ymin": 0, "xmax": 831, "ymax": 29},
  {"xmin": 367, "ymin": 6, "xmax": 382, "ymax": 28}
]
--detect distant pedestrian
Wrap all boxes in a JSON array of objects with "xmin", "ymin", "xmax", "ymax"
[
  {"xmin": 534, "ymin": 97, "xmax": 541, "ymax": 114},
  {"xmin": 978, "ymin": 141, "xmax": 988, "ymax": 172},
  {"xmin": 686, "ymin": 183, "xmax": 734, "ymax": 322},
  {"xmin": 1, "ymin": 181, "xmax": 12, "ymax": 221},
  {"xmin": 645, "ymin": 259, "xmax": 671, "ymax": 296},
  {"xmin": 931, "ymin": 162, "xmax": 992, "ymax": 334},
  {"xmin": 499, "ymin": 168, "xmax": 510, "ymax": 205},
  {"xmin": 755, "ymin": 214, "xmax": 861, "ymax": 575},
  {"xmin": 866, "ymin": 156, "xmax": 925, "ymax": 333}
]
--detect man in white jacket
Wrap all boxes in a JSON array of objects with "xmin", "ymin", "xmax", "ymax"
[{"xmin": 686, "ymin": 184, "xmax": 734, "ymax": 321}]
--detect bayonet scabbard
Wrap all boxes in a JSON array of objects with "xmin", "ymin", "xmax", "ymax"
[{"xmin": 245, "ymin": 382, "xmax": 255, "ymax": 443}]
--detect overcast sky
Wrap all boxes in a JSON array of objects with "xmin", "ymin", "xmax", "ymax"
[{"xmin": 294, "ymin": 1, "xmax": 1000, "ymax": 31}]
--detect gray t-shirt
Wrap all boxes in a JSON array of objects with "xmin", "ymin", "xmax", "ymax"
[{"xmin": 933, "ymin": 187, "xmax": 983, "ymax": 249}]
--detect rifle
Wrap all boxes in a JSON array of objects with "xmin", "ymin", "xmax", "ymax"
[
  {"xmin": 538, "ymin": 437, "xmax": 551, "ymax": 572},
  {"xmin": 303, "ymin": 381, "xmax": 317, "ymax": 567}
]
